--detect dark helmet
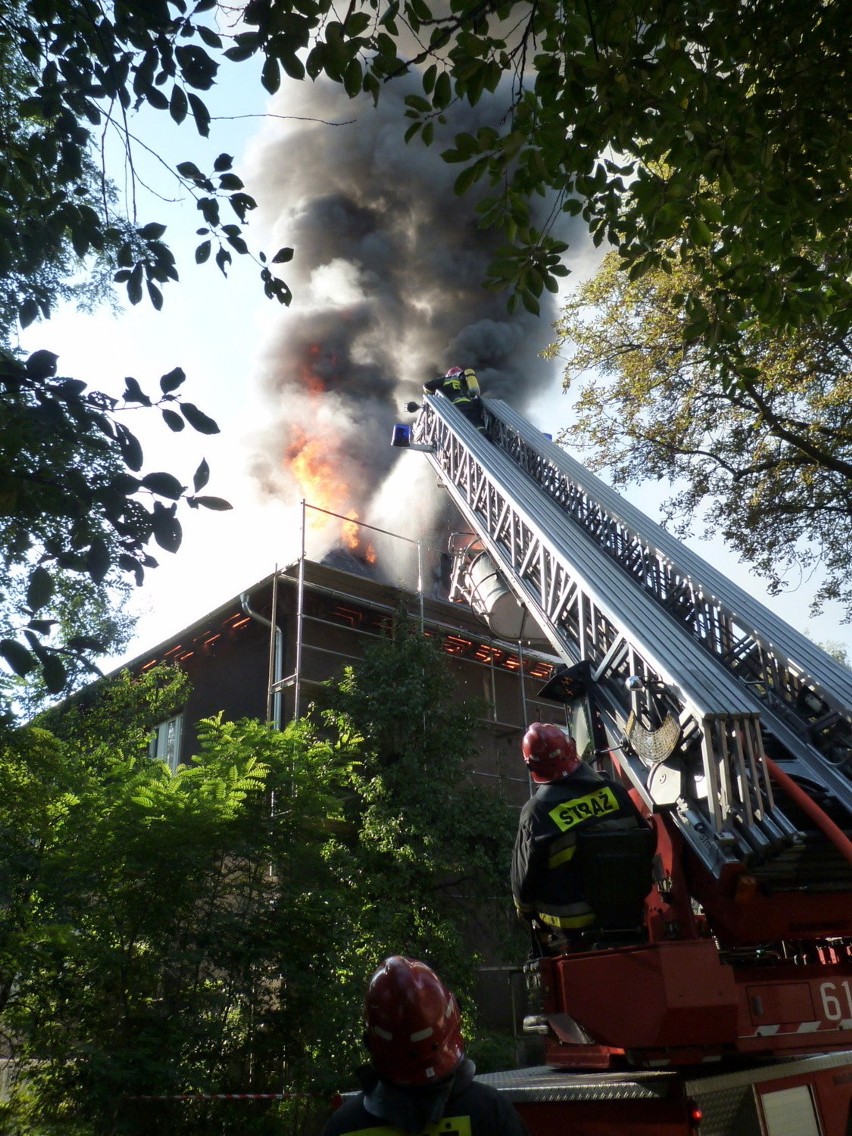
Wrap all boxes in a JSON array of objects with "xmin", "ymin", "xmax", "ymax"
[
  {"xmin": 364, "ymin": 956, "xmax": 464, "ymax": 1085},
  {"xmin": 522, "ymin": 722, "xmax": 580, "ymax": 782}
]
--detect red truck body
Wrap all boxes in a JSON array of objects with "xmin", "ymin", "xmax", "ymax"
[{"xmin": 481, "ymin": 1052, "xmax": 852, "ymax": 1135}]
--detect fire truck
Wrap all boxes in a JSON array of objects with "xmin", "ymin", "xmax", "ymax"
[{"xmin": 393, "ymin": 392, "xmax": 852, "ymax": 1135}]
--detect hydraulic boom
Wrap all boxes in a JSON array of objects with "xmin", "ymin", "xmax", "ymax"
[{"xmin": 398, "ymin": 391, "xmax": 852, "ymax": 1067}]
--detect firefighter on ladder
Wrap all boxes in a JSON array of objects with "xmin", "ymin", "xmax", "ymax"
[
  {"xmin": 512, "ymin": 722, "xmax": 648, "ymax": 956},
  {"xmin": 322, "ymin": 956, "xmax": 529, "ymax": 1135},
  {"xmin": 423, "ymin": 366, "xmax": 485, "ymax": 431}
]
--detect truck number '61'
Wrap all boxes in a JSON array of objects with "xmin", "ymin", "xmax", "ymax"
[{"xmin": 820, "ymin": 982, "xmax": 852, "ymax": 1023}]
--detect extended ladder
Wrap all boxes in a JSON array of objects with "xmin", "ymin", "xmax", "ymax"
[{"xmin": 410, "ymin": 394, "xmax": 852, "ymax": 887}]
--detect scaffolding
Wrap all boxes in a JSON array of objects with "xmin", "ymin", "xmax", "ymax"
[{"xmin": 262, "ymin": 501, "xmax": 567, "ymax": 790}]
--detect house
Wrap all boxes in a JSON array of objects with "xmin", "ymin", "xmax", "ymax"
[
  {"xmin": 113, "ymin": 542, "xmax": 565, "ymax": 1036},
  {"xmin": 130, "ymin": 554, "xmax": 562, "ymax": 787}
]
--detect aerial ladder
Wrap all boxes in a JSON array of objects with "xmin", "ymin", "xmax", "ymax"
[{"xmin": 395, "ymin": 391, "xmax": 852, "ymax": 1081}]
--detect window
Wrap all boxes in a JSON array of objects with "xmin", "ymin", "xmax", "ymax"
[{"xmin": 149, "ymin": 714, "xmax": 183, "ymax": 772}]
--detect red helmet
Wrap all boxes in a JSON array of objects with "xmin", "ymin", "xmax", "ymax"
[
  {"xmin": 364, "ymin": 957, "xmax": 464, "ymax": 1085},
  {"xmin": 445, "ymin": 366, "xmax": 464, "ymax": 378},
  {"xmin": 522, "ymin": 722, "xmax": 580, "ymax": 782}
]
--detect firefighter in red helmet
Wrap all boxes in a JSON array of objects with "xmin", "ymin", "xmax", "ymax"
[
  {"xmin": 322, "ymin": 956, "xmax": 529, "ymax": 1135},
  {"xmin": 423, "ymin": 365, "xmax": 485, "ymax": 431},
  {"xmin": 512, "ymin": 722, "xmax": 647, "ymax": 955}
]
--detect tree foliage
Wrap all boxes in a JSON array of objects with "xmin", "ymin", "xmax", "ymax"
[
  {"xmin": 319, "ymin": 610, "xmax": 520, "ymax": 1022},
  {"xmin": 0, "ymin": 568, "xmax": 135, "ymax": 719},
  {"xmin": 546, "ymin": 250, "xmax": 852, "ymax": 614},
  {"xmin": 0, "ymin": 349, "xmax": 238, "ymax": 700},
  {"xmin": 0, "ymin": 623, "xmax": 520, "ymax": 1132},
  {"xmin": 238, "ymin": 0, "xmax": 849, "ymax": 339},
  {"xmin": 0, "ymin": 0, "xmax": 293, "ymax": 329},
  {"xmin": 1, "ymin": 668, "xmax": 342, "ymax": 1135},
  {"xmin": 8, "ymin": 0, "xmax": 846, "ymax": 343},
  {"xmin": 0, "ymin": 1, "xmax": 293, "ymax": 697}
]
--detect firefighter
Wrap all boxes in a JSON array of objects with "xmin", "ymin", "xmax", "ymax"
[
  {"xmin": 512, "ymin": 721, "xmax": 648, "ymax": 955},
  {"xmin": 322, "ymin": 956, "xmax": 529, "ymax": 1136},
  {"xmin": 423, "ymin": 366, "xmax": 485, "ymax": 431}
]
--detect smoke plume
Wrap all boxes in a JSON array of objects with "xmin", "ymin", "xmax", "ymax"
[{"xmin": 245, "ymin": 74, "xmax": 588, "ymax": 566}]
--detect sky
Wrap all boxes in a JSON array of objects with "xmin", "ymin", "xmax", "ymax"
[{"xmin": 16, "ymin": 53, "xmax": 852, "ymax": 672}]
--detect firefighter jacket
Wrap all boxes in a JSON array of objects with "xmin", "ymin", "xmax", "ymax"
[
  {"xmin": 321, "ymin": 1058, "xmax": 529, "ymax": 1136},
  {"xmin": 423, "ymin": 373, "xmax": 484, "ymax": 429},
  {"xmin": 511, "ymin": 764, "xmax": 643, "ymax": 931}
]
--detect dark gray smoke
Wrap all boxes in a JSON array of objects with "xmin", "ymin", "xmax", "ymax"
[{"xmin": 245, "ymin": 74, "xmax": 589, "ymax": 556}]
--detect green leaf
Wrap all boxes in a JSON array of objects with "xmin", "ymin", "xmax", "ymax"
[
  {"xmin": 127, "ymin": 263, "xmax": 144, "ymax": 305},
  {"xmin": 176, "ymin": 44, "xmax": 218, "ymax": 91},
  {"xmin": 27, "ymin": 567, "xmax": 55, "ymax": 612},
  {"xmin": 141, "ymin": 472, "xmax": 185, "ymax": 499},
  {"xmin": 281, "ymin": 51, "xmax": 306, "ymax": 80},
  {"xmin": 193, "ymin": 458, "xmax": 210, "ymax": 492},
  {"xmin": 124, "ymin": 376, "xmax": 151, "ymax": 406},
  {"xmin": 86, "ymin": 538, "xmax": 111, "ymax": 584},
  {"xmin": 434, "ymin": 70, "xmax": 452, "ymax": 110},
  {"xmin": 261, "ymin": 55, "xmax": 280, "ymax": 94},
  {"xmin": 41, "ymin": 654, "xmax": 67, "ymax": 695},
  {"xmin": 19, "ymin": 297, "xmax": 40, "ymax": 328},
  {"xmin": 197, "ymin": 25, "xmax": 222, "ymax": 49},
  {"xmin": 170, "ymin": 85, "xmax": 188, "ymax": 124},
  {"xmin": 192, "ymin": 495, "xmax": 233, "ymax": 511},
  {"xmin": 116, "ymin": 424, "xmax": 144, "ymax": 472},
  {"xmin": 147, "ymin": 280, "xmax": 164, "ymax": 310},
  {"xmin": 224, "ymin": 33, "xmax": 259, "ymax": 62},
  {"xmin": 177, "ymin": 160, "xmax": 204, "ymax": 180},
  {"xmin": 346, "ymin": 11, "xmax": 371, "ymax": 35},
  {"xmin": 110, "ymin": 473, "xmax": 141, "ymax": 494},
  {"xmin": 26, "ymin": 350, "xmax": 59, "ymax": 379},
  {"xmin": 140, "ymin": 222, "xmax": 167, "ymax": 240},
  {"xmin": 119, "ymin": 554, "xmax": 144, "ymax": 585},
  {"xmin": 58, "ymin": 378, "xmax": 87, "ymax": 398},
  {"xmin": 188, "ymin": 93, "xmax": 211, "ymax": 137},
  {"xmin": 180, "ymin": 402, "xmax": 220, "ymax": 434},
  {"xmin": 160, "ymin": 367, "xmax": 186, "ymax": 393},
  {"xmin": 521, "ymin": 290, "xmax": 541, "ymax": 315},
  {"xmin": 152, "ymin": 504, "xmax": 183, "ymax": 552},
  {"xmin": 162, "ymin": 408, "xmax": 185, "ymax": 431},
  {"xmin": 228, "ymin": 192, "xmax": 256, "ymax": 222},
  {"xmin": 343, "ymin": 58, "xmax": 362, "ymax": 98},
  {"xmin": 144, "ymin": 85, "xmax": 169, "ymax": 111},
  {"xmin": 223, "ymin": 231, "xmax": 248, "ymax": 255},
  {"xmin": 0, "ymin": 640, "xmax": 36, "ymax": 677}
]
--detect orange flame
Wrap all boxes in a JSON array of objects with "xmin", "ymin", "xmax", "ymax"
[
  {"xmin": 283, "ymin": 349, "xmax": 377, "ymax": 564},
  {"xmin": 286, "ymin": 427, "xmax": 350, "ymax": 517},
  {"xmin": 341, "ymin": 511, "xmax": 377, "ymax": 563}
]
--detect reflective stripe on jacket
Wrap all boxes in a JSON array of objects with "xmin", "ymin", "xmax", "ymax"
[
  {"xmin": 321, "ymin": 1072, "xmax": 529, "ymax": 1136},
  {"xmin": 423, "ymin": 374, "xmax": 473, "ymax": 405},
  {"xmin": 511, "ymin": 766, "xmax": 642, "ymax": 929}
]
